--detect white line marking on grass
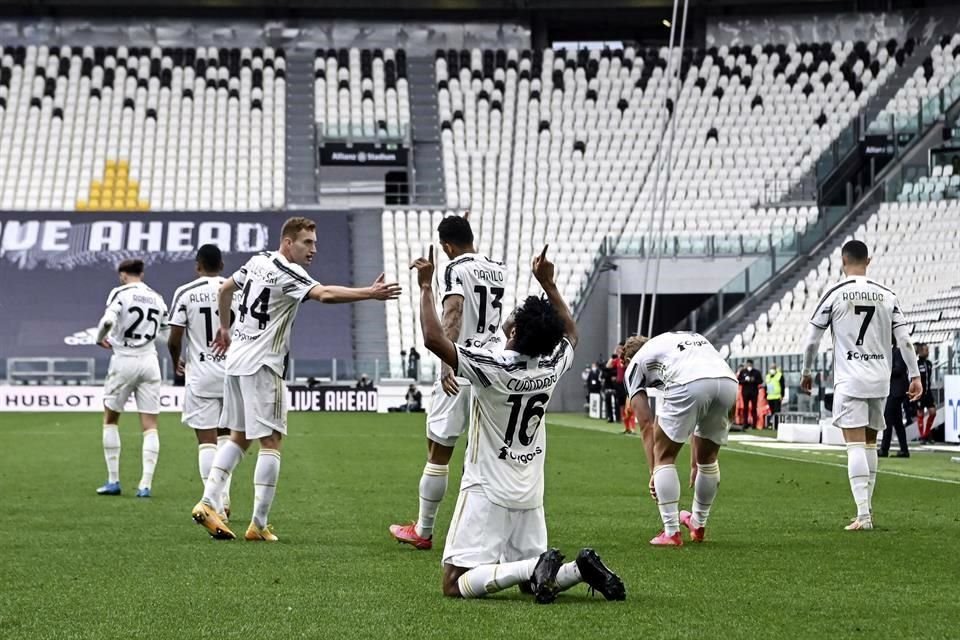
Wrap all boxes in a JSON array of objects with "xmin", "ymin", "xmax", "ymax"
[{"xmin": 550, "ymin": 418, "xmax": 960, "ymax": 485}]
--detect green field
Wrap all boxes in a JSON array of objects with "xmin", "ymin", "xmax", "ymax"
[{"xmin": 1, "ymin": 412, "xmax": 958, "ymax": 640}]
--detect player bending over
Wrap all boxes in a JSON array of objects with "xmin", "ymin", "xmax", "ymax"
[
  {"xmin": 95, "ymin": 259, "xmax": 169, "ymax": 498},
  {"xmin": 390, "ymin": 214, "xmax": 506, "ymax": 550},
  {"xmin": 623, "ymin": 332, "xmax": 737, "ymax": 546},
  {"xmin": 168, "ymin": 244, "xmax": 237, "ymax": 516},
  {"xmin": 801, "ymin": 240, "xmax": 921, "ymax": 531},
  {"xmin": 191, "ymin": 217, "xmax": 401, "ymax": 542},
  {"xmin": 411, "ymin": 244, "xmax": 625, "ymax": 603}
]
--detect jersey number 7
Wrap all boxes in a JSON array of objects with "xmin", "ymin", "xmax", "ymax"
[{"xmin": 854, "ymin": 305, "xmax": 875, "ymax": 346}]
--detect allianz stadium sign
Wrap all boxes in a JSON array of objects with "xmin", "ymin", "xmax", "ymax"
[{"xmin": 318, "ymin": 142, "xmax": 408, "ymax": 166}]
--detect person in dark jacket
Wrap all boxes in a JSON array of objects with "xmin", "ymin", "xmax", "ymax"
[
  {"xmin": 737, "ymin": 360, "xmax": 763, "ymax": 428},
  {"xmin": 880, "ymin": 344, "xmax": 910, "ymax": 458}
]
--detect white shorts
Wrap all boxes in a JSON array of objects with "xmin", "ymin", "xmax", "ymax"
[
  {"xmin": 657, "ymin": 377, "xmax": 738, "ymax": 445},
  {"xmin": 219, "ymin": 366, "xmax": 287, "ymax": 440},
  {"xmin": 442, "ymin": 488, "xmax": 547, "ymax": 569},
  {"xmin": 103, "ymin": 353, "xmax": 161, "ymax": 414},
  {"xmin": 832, "ymin": 393, "xmax": 885, "ymax": 431},
  {"xmin": 426, "ymin": 379, "xmax": 471, "ymax": 447},
  {"xmin": 182, "ymin": 387, "xmax": 224, "ymax": 430}
]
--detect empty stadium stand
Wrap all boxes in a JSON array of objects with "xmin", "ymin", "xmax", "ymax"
[
  {"xmin": 314, "ymin": 47, "xmax": 410, "ymax": 141},
  {"xmin": 870, "ymin": 34, "xmax": 960, "ymax": 133},
  {"xmin": 0, "ymin": 44, "xmax": 285, "ymax": 211},
  {"xmin": 382, "ymin": 40, "xmax": 913, "ymax": 368},
  {"xmin": 727, "ymin": 200, "xmax": 960, "ymax": 356}
]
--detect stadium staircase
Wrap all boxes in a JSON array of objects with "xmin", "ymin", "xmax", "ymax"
[
  {"xmin": 286, "ymin": 50, "xmax": 320, "ymax": 206},
  {"xmin": 407, "ymin": 57, "xmax": 446, "ymax": 205},
  {"xmin": 862, "ymin": 38, "xmax": 936, "ymax": 127},
  {"xmin": 350, "ymin": 209, "xmax": 391, "ymax": 377},
  {"xmin": 711, "ymin": 81, "xmax": 960, "ymax": 352}
]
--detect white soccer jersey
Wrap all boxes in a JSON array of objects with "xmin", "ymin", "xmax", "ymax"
[
  {"xmin": 169, "ymin": 276, "xmax": 238, "ymax": 397},
  {"xmin": 441, "ymin": 253, "xmax": 507, "ymax": 349},
  {"xmin": 809, "ymin": 276, "xmax": 907, "ymax": 398},
  {"xmin": 455, "ymin": 338, "xmax": 575, "ymax": 510},
  {"xmin": 101, "ymin": 282, "xmax": 168, "ymax": 356},
  {"xmin": 226, "ymin": 251, "xmax": 319, "ymax": 377},
  {"xmin": 624, "ymin": 332, "xmax": 736, "ymax": 398}
]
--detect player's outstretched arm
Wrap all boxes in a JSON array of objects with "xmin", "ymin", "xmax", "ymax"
[
  {"xmin": 799, "ymin": 322, "xmax": 825, "ymax": 394},
  {"xmin": 412, "ymin": 247, "xmax": 459, "ymax": 370},
  {"xmin": 212, "ymin": 277, "xmax": 239, "ymax": 356},
  {"xmin": 307, "ymin": 273, "xmax": 402, "ymax": 304},
  {"xmin": 532, "ymin": 245, "xmax": 579, "ymax": 348}
]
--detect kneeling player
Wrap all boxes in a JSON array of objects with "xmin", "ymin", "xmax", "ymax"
[
  {"xmin": 623, "ymin": 332, "xmax": 738, "ymax": 546},
  {"xmin": 411, "ymin": 245, "xmax": 625, "ymax": 603}
]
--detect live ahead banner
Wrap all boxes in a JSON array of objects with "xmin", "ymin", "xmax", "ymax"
[
  {"xmin": 0, "ymin": 385, "xmax": 378, "ymax": 413},
  {"xmin": 318, "ymin": 142, "xmax": 408, "ymax": 167}
]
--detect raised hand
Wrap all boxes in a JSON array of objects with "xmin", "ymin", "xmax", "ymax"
[
  {"xmin": 212, "ymin": 327, "xmax": 232, "ymax": 356},
  {"xmin": 532, "ymin": 244, "xmax": 555, "ymax": 287},
  {"xmin": 370, "ymin": 272, "xmax": 402, "ymax": 300},
  {"xmin": 410, "ymin": 246, "xmax": 436, "ymax": 289}
]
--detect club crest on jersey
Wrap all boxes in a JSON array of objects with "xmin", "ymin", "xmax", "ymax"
[
  {"xmin": 498, "ymin": 446, "xmax": 543, "ymax": 464},
  {"xmin": 847, "ymin": 351, "xmax": 886, "ymax": 361}
]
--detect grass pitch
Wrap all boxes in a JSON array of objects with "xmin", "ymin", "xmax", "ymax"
[{"xmin": 1, "ymin": 412, "xmax": 957, "ymax": 639}]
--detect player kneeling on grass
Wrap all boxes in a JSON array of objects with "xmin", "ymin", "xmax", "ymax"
[
  {"xmin": 190, "ymin": 217, "xmax": 402, "ymax": 542},
  {"xmin": 411, "ymin": 245, "xmax": 625, "ymax": 603},
  {"xmin": 168, "ymin": 244, "xmax": 237, "ymax": 517},
  {"xmin": 95, "ymin": 259, "xmax": 168, "ymax": 498},
  {"xmin": 623, "ymin": 332, "xmax": 738, "ymax": 547}
]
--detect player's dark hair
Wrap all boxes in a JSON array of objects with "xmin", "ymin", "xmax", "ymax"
[
  {"xmin": 842, "ymin": 240, "xmax": 869, "ymax": 264},
  {"xmin": 512, "ymin": 295, "xmax": 566, "ymax": 358},
  {"xmin": 746, "ymin": 359, "xmax": 754, "ymax": 365},
  {"xmin": 437, "ymin": 216, "xmax": 474, "ymax": 247},
  {"xmin": 117, "ymin": 259, "xmax": 144, "ymax": 275},
  {"xmin": 196, "ymin": 244, "xmax": 223, "ymax": 272}
]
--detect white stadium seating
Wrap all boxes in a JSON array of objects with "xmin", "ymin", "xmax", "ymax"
[
  {"xmin": 382, "ymin": 40, "xmax": 911, "ymax": 369},
  {"xmin": 728, "ymin": 200, "xmax": 960, "ymax": 356},
  {"xmin": 314, "ymin": 48, "xmax": 410, "ymax": 140},
  {"xmin": 0, "ymin": 44, "xmax": 285, "ymax": 211},
  {"xmin": 870, "ymin": 34, "xmax": 960, "ymax": 132}
]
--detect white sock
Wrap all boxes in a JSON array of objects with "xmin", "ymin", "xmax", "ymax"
[
  {"xmin": 252, "ymin": 449, "xmax": 282, "ymax": 529},
  {"xmin": 217, "ymin": 435, "xmax": 233, "ymax": 510},
  {"xmin": 102, "ymin": 424, "xmax": 121, "ymax": 483},
  {"xmin": 692, "ymin": 461, "xmax": 720, "ymax": 528},
  {"xmin": 865, "ymin": 443, "xmax": 878, "ymax": 511},
  {"xmin": 556, "ymin": 561, "xmax": 582, "ymax": 591},
  {"xmin": 198, "ymin": 443, "xmax": 217, "ymax": 485},
  {"xmin": 415, "ymin": 463, "xmax": 448, "ymax": 538},
  {"xmin": 457, "ymin": 557, "xmax": 539, "ymax": 598},
  {"xmin": 139, "ymin": 429, "xmax": 159, "ymax": 490},
  {"xmin": 203, "ymin": 439, "xmax": 244, "ymax": 510},
  {"xmin": 846, "ymin": 443, "xmax": 871, "ymax": 519},
  {"xmin": 653, "ymin": 464, "xmax": 681, "ymax": 535}
]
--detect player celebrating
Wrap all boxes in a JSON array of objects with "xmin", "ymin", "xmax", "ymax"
[
  {"xmin": 623, "ymin": 332, "xmax": 738, "ymax": 547},
  {"xmin": 168, "ymin": 244, "xmax": 236, "ymax": 513},
  {"xmin": 191, "ymin": 217, "xmax": 401, "ymax": 542},
  {"xmin": 411, "ymin": 245, "xmax": 625, "ymax": 604},
  {"xmin": 801, "ymin": 240, "xmax": 921, "ymax": 531},
  {"xmin": 94, "ymin": 259, "xmax": 169, "ymax": 498},
  {"xmin": 390, "ymin": 214, "xmax": 507, "ymax": 550}
]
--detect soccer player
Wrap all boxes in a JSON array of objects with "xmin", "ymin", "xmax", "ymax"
[
  {"xmin": 914, "ymin": 343, "xmax": 937, "ymax": 444},
  {"xmin": 411, "ymin": 245, "xmax": 625, "ymax": 603},
  {"xmin": 94, "ymin": 259, "xmax": 169, "ymax": 498},
  {"xmin": 389, "ymin": 215, "xmax": 507, "ymax": 550},
  {"xmin": 168, "ymin": 244, "xmax": 236, "ymax": 514},
  {"xmin": 623, "ymin": 332, "xmax": 738, "ymax": 547},
  {"xmin": 801, "ymin": 240, "xmax": 922, "ymax": 531},
  {"xmin": 190, "ymin": 217, "xmax": 401, "ymax": 542}
]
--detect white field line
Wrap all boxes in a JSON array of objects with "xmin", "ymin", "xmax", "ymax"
[{"xmin": 550, "ymin": 419, "xmax": 960, "ymax": 485}]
